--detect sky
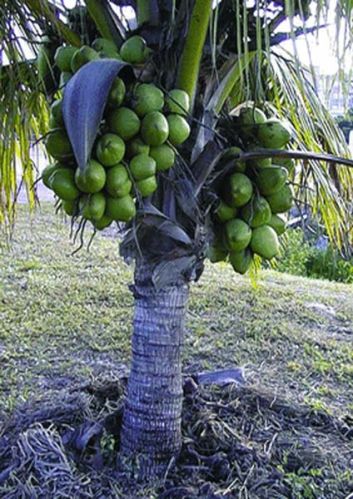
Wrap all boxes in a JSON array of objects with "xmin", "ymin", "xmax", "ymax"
[
  {"xmin": 281, "ymin": 32, "xmax": 339, "ymax": 75},
  {"xmin": 280, "ymin": 21, "xmax": 351, "ymax": 76}
]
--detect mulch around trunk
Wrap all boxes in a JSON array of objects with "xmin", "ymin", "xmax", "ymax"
[{"xmin": 0, "ymin": 375, "xmax": 352, "ymax": 498}]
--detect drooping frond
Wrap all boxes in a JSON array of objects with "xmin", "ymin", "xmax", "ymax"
[
  {"xmin": 264, "ymin": 51, "xmax": 353, "ymax": 248},
  {"xmin": 0, "ymin": 3, "xmax": 47, "ymax": 228},
  {"xmin": 0, "ymin": 62, "xmax": 49, "ymax": 224},
  {"xmin": 0, "ymin": 1, "xmax": 83, "ymax": 230}
]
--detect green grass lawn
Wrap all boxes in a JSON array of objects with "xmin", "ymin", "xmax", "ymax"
[
  {"xmin": 0, "ymin": 204, "xmax": 352, "ymax": 497},
  {"xmin": 1, "ymin": 204, "xmax": 352, "ymax": 416}
]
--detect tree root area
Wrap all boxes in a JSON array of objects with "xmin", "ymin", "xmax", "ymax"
[{"xmin": 0, "ymin": 375, "xmax": 352, "ymax": 498}]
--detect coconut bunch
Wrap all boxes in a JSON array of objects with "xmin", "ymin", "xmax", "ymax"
[
  {"xmin": 208, "ymin": 107, "xmax": 295, "ymax": 275},
  {"xmin": 37, "ymin": 34, "xmax": 153, "ymax": 93},
  {"xmin": 53, "ymin": 35, "xmax": 153, "ymax": 88},
  {"xmin": 41, "ymin": 35, "xmax": 191, "ymax": 231}
]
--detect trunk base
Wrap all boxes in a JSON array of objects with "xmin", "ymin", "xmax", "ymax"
[
  {"xmin": 118, "ymin": 262, "xmax": 189, "ymax": 481},
  {"xmin": 117, "ymin": 453, "xmax": 175, "ymax": 483}
]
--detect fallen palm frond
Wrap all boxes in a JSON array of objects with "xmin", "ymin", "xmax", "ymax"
[{"xmin": 0, "ymin": 376, "xmax": 351, "ymax": 497}]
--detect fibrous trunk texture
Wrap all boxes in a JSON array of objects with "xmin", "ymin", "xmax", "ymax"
[{"xmin": 119, "ymin": 262, "xmax": 189, "ymax": 480}]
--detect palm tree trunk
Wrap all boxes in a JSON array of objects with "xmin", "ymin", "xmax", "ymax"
[{"xmin": 119, "ymin": 260, "xmax": 189, "ymax": 479}]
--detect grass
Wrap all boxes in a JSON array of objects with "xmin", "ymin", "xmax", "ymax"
[{"xmin": 0, "ymin": 204, "xmax": 352, "ymax": 497}]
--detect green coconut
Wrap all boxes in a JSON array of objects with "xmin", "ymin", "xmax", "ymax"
[
  {"xmin": 99, "ymin": 48, "xmax": 122, "ymax": 60},
  {"xmin": 105, "ymin": 195, "xmax": 136, "ymax": 222},
  {"xmin": 215, "ymin": 200, "xmax": 237, "ymax": 223},
  {"xmin": 275, "ymin": 156, "xmax": 295, "ymax": 175},
  {"xmin": 45, "ymin": 129, "xmax": 73, "ymax": 161},
  {"xmin": 107, "ymin": 77, "xmax": 126, "ymax": 108},
  {"xmin": 207, "ymin": 244, "xmax": 229, "ymax": 263},
  {"xmin": 107, "ymin": 107, "xmax": 141, "ymax": 141},
  {"xmin": 71, "ymin": 46, "xmax": 99, "ymax": 72},
  {"xmin": 240, "ymin": 196, "xmax": 272, "ymax": 228},
  {"xmin": 80, "ymin": 192, "xmax": 106, "ymax": 221},
  {"xmin": 130, "ymin": 154, "xmax": 156, "ymax": 180},
  {"xmin": 229, "ymin": 248, "xmax": 253, "ymax": 274},
  {"xmin": 49, "ymin": 99, "xmax": 64, "ymax": 128},
  {"xmin": 51, "ymin": 169, "xmax": 80, "ymax": 201},
  {"xmin": 95, "ymin": 133, "xmax": 125, "ymax": 167},
  {"xmin": 268, "ymin": 214, "xmax": 286, "ymax": 235},
  {"xmin": 266, "ymin": 184, "xmax": 294, "ymax": 213},
  {"xmin": 91, "ymin": 38, "xmax": 117, "ymax": 53},
  {"xmin": 223, "ymin": 173, "xmax": 253, "ymax": 208},
  {"xmin": 224, "ymin": 218, "xmax": 252, "ymax": 252},
  {"xmin": 257, "ymin": 118, "xmax": 291, "ymax": 149},
  {"xmin": 133, "ymin": 83, "xmax": 164, "ymax": 117},
  {"xmin": 141, "ymin": 111, "xmax": 169, "ymax": 146},
  {"xmin": 42, "ymin": 163, "xmax": 64, "ymax": 189},
  {"xmin": 126, "ymin": 137, "xmax": 150, "ymax": 158},
  {"xmin": 165, "ymin": 89, "xmax": 190, "ymax": 115},
  {"xmin": 62, "ymin": 199, "xmax": 78, "ymax": 216},
  {"xmin": 54, "ymin": 45, "xmax": 78, "ymax": 73},
  {"xmin": 149, "ymin": 144, "xmax": 175, "ymax": 171},
  {"xmin": 93, "ymin": 214, "xmax": 113, "ymax": 230},
  {"xmin": 136, "ymin": 176, "xmax": 158, "ymax": 197},
  {"xmin": 74, "ymin": 160, "xmax": 106, "ymax": 193},
  {"xmin": 238, "ymin": 106, "xmax": 267, "ymax": 140},
  {"xmin": 120, "ymin": 35, "xmax": 147, "ymax": 64},
  {"xmin": 167, "ymin": 114, "xmax": 190, "ymax": 145},
  {"xmin": 250, "ymin": 225, "xmax": 280, "ymax": 260},
  {"xmin": 239, "ymin": 106, "xmax": 267, "ymax": 126},
  {"xmin": 106, "ymin": 165, "xmax": 131, "ymax": 198},
  {"xmin": 255, "ymin": 166, "xmax": 288, "ymax": 196}
]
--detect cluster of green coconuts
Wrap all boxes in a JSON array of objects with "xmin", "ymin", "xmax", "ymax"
[
  {"xmin": 41, "ymin": 35, "xmax": 191, "ymax": 230},
  {"xmin": 209, "ymin": 107, "xmax": 295, "ymax": 274},
  {"xmin": 40, "ymin": 35, "xmax": 293, "ymax": 273}
]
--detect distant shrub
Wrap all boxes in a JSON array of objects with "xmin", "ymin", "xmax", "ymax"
[
  {"xmin": 275, "ymin": 229, "xmax": 312, "ymax": 276},
  {"xmin": 275, "ymin": 229, "xmax": 353, "ymax": 284},
  {"xmin": 306, "ymin": 247, "xmax": 353, "ymax": 283}
]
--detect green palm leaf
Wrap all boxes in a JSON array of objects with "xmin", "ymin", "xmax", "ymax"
[{"xmin": 0, "ymin": 0, "xmax": 80, "ymax": 228}]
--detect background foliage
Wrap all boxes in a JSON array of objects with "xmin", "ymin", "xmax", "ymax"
[{"xmin": 276, "ymin": 228, "xmax": 353, "ymax": 283}]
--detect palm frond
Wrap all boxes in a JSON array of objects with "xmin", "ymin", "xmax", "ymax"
[
  {"xmin": 265, "ymin": 51, "xmax": 352, "ymax": 248},
  {"xmin": 23, "ymin": 0, "xmax": 81, "ymax": 46},
  {"xmin": 0, "ymin": 62, "xmax": 49, "ymax": 227},
  {"xmin": 0, "ymin": 2, "xmax": 53, "ymax": 228}
]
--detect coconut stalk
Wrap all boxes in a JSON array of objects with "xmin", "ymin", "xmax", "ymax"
[
  {"xmin": 85, "ymin": 0, "xmax": 123, "ymax": 46},
  {"xmin": 208, "ymin": 52, "xmax": 256, "ymax": 115},
  {"xmin": 176, "ymin": 0, "xmax": 213, "ymax": 107},
  {"xmin": 137, "ymin": 0, "xmax": 159, "ymax": 26}
]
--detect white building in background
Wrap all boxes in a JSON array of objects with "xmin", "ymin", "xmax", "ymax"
[{"xmin": 314, "ymin": 70, "xmax": 353, "ymax": 152}]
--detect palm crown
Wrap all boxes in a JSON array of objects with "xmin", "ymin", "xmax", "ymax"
[{"xmin": 1, "ymin": 0, "xmax": 352, "ymax": 265}]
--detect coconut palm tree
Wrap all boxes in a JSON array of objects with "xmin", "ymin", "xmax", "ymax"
[{"xmin": 1, "ymin": 0, "xmax": 353, "ymax": 481}]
